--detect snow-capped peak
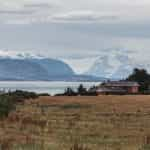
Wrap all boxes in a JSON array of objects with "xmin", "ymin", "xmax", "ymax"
[
  {"xmin": 86, "ymin": 49, "xmax": 147, "ymax": 79},
  {"xmin": 0, "ymin": 50, "xmax": 45, "ymax": 59}
]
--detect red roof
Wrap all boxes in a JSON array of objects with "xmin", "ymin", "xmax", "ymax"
[{"xmin": 101, "ymin": 81, "xmax": 140, "ymax": 87}]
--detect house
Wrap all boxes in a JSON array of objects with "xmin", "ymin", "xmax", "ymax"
[{"xmin": 97, "ymin": 81, "xmax": 140, "ymax": 95}]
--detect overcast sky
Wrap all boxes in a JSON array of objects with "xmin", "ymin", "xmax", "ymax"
[{"xmin": 0, "ymin": 0, "xmax": 150, "ymax": 73}]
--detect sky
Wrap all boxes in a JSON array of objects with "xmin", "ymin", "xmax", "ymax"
[{"xmin": 0, "ymin": 0, "xmax": 150, "ymax": 73}]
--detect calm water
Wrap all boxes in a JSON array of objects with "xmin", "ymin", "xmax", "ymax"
[{"xmin": 0, "ymin": 81, "xmax": 101, "ymax": 95}]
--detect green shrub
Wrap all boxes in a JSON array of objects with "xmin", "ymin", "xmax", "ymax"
[
  {"xmin": 0, "ymin": 90, "xmax": 38, "ymax": 119},
  {"xmin": 70, "ymin": 143, "xmax": 91, "ymax": 150},
  {"xmin": 61, "ymin": 103, "xmax": 90, "ymax": 110},
  {"xmin": 141, "ymin": 144, "xmax": 150, "ymax": 150},
  {"xmin": 0, "ymin": 95, "xmax": 15, "ymax": 118},
  {"xmin": 38, "ymin": 93, "xmax": 50, "ymax": 96}
]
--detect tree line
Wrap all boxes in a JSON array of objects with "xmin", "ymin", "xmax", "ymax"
[
  {"xmin": 126, "ymin": 68, "xmax": 150, "ymax": 93},
  {"xmin": 58, "ymin": 68, "xmax": 150, "ymax": 96},
  {"xmin": 56, "ymin": 84, "xmax": 97, "ymax": 96}
]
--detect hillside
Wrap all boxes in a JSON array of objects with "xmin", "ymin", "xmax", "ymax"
[
  {"xmin": 86, "ymin": 50, "xmax": 145, "ymax": 79},
  {"xmin": 0, "ymin": 57, "xmax": 104, "ymax": 81},
  {"xmin": 0, "ymin": 58, "xmax": 74, "ymax": 81},
  {"xmin": 30, "ymin": 58, "xmax": 74, "ymax": 76}
]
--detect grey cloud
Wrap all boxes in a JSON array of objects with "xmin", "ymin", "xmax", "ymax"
[
  {"xmin": 0, "ymin": 10, "xmax": 35, "ymax": 15},
  {"xmin": 52, "ymin": 12, "xmax": 118, "ymax": 22},
  {"xmin": 0, "ymin": 2, "xmax": 56, "ymax": 17},
  {"xmin": 0, "ymin": 22, "xmax": 149, "ymax": 54},
  {"xmin": 0, "ymin": 0, "xmax": 149, "ymax": 25},
  {"xmin": 24, "ymin": 3, "xmax": 54, "ymax": 9}
]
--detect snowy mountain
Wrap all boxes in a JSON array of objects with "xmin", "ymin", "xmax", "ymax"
[
  {"xmin": 0, "ymin": 51, "xmax": 74, "ymax": 79},
  {"xmin": 0, "ymin": 51, "xmax": 104, "ymax": 81},
  {"xmin": 30, "ymin": 58, "xmax": 74, "ymax": 77},
  {"xmin": 0, "ymin": 49, "xmax": 146, "ymax": 80},
  {"xmin": 86, "ymin": 49, "xmax": 148, "ymax": 79},
  {"xmin": 0, "ymin": 57, "xmax": 75, "ymax": 81}
]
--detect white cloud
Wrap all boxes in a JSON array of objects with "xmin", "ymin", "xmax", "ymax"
[
  {"xmin": 0, "ymin": 0, "xmax": 149, "ymax": 24},
  {"xmin": 52, "ymin": 11, "xmax": 118, "ymax": 23}
]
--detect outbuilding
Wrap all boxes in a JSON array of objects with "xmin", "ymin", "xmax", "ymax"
[{"xmin": 97, "ymin": 81, "xmax": 140, "ymax": 95}]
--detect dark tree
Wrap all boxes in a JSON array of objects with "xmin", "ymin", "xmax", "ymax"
[
  {"xmin": 126, "ymin": 68, "xmax": 150, "ymax": 92},
  {"xmin": 64, "ymin": 87, "xmax": 76, "ymax": 96},
  {"xmin": 77, "ymin": 84, "xmax": 87, "ymax": 95}
]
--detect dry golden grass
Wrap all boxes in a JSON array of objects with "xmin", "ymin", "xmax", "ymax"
[{"xmin": 1, "ymin": 95, "xmax": 150, "ymax": 149}]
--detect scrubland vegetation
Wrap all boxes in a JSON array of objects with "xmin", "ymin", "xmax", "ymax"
[
  {"xmin": 0, "ymin": 90, "xmax": 38, "ymax": 119},
  {"xmin": 56, "ymin": 84, "xmax": 97, "ymax": 96},
  {"xmin": 0, "ymin": 95, "xmax": 150, "ymax": 149}
]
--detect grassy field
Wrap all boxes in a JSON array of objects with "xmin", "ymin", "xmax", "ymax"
[{"xmin": 1, "ymin": 95, "xmax": 150, "ymax": 149}]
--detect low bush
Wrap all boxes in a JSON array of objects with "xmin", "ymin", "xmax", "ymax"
[
  {"xmin": 61, "ymin": 103, "xmax": 91, "ymax": 110},
  {"xmin": 141, "ymin": 144, "xmax": 150, "ymax": 150},
  {"xmin": 56, "ymin": 84, "xmax": 97, "ymax": 96},
  {"xmin": 7, "ymin": 90, "xmax": 38, "ymax": 102},
  {"xmin": 38, "ymin": 93, "xmax": 50, "ymax": 96},
  {"xmin": 0, "ymin": 90, "xmax": 38, "ymax": 119},
  {"xmin": 0, "ymin": 95, "xmax": 15, "ymax": 118},
  {"xmin": 70, "ymin": 143, "xmax": 91, "ymax": 150}
]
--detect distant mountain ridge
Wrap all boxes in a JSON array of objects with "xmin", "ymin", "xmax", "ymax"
[
  {"xmin": 0, "ymin": 50, "xmax": 137, "ymax": 80},
  {"xmin": 0, "ymin": 57, "xmax": 73, "ymax": 81},
  {"xmin": 1, "ymin": 50, "xmax": 141, "ymax": 80},
  {"xmin": 87, "ymin": 54, "xmax": 134, "ymax": 79},
  {"xmin": 0, "ymin": 57, "xmax": 104, "ymax": 81},
  {"xmin": 86, "ymin": 50, "xmax": 148, "ymax": 79},
  {"xmin": 30, "ymin": 58, "xmax": 74, "ymax": 77}
]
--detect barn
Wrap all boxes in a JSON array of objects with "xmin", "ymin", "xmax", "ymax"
[{"xmin": 97, "ymin": 81, "xmax": 140, "ymax": 95}]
